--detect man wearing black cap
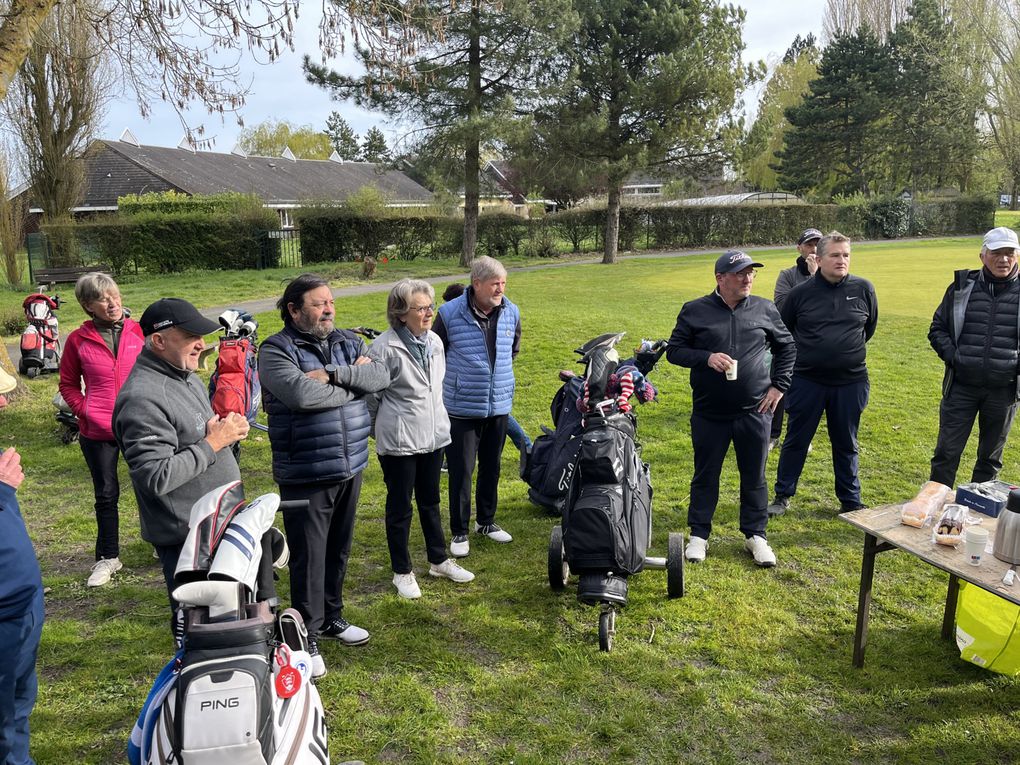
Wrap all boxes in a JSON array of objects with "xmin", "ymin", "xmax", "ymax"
[
  {"xmin": 768, "ymin": 231, "xmax": 878, "ymax": 517},
  {"xmin": 769, "ymin": 228, "xmax": 821, "ymax": 450},
  {"xmin": 113, "ymin": 298, "xmax": 250, "ymax": 615},
  {"xmin": 667, "ymin": 250, "xmax": 796, "ymax": 567}
]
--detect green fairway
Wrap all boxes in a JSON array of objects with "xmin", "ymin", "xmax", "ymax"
[{"xmin": 19, "ymin": 234, "xmax": 1020, "ymax": 764}]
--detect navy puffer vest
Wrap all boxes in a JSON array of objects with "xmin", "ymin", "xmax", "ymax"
[
  {"xmin": 955, "ymin": 272, "xmax": 1020, "ymax": 388},
  {"xmin": 262, "ymin": 326, "xmax": 371, "ymax": 484}
]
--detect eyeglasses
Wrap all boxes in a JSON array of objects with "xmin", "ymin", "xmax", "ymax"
[
  {"xmin": 407, "ymin": 303, "xmax": 436, "ymax": 315},
  {"xmin": 729, "ymin": 269, "xmax": 756, "ymax": 279}
]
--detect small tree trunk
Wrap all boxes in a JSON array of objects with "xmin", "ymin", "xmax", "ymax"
[
  {"xmin": 460, "ymin": 0, "xmax": 482, "ymax": 269},
  {"xmin": 602, "ymin": 185, "xmax": 621, "ymax": 264}
]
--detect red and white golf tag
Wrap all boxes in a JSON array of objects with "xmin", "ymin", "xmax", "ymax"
[{"xmin": 274, "ymin": 645, "xmax": 301, "ymax": 698}]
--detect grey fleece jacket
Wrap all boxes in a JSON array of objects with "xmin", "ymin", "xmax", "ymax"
[{"xmin": 113, "ymin": 347, "xmax": 241, "ymax": 546}]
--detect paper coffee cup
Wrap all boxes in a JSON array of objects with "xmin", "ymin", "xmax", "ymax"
[
  {"xmin": 964, "ymin": 526, "xmax": 989, "ymax": 566},
  {"xmin": 725, "ymin": 359, "xmax": 738, "ymax": 381}
]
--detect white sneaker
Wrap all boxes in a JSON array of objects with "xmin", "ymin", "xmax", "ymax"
[
  {"xmin": 429, "ymin": 558, "xmax": 475, "ymax": 583},
  {"xmin": 450, "ymin": 535, "xmax": 470, "ymax": 558},
  {"xmin": 392, "ymin": 572, "xmax": 421, "ymax": 599},
  {"xmin": 87, "ymin": 557, "xmax": 123, "ymax": 587},
  {"xmin": 474, "ymin": 523, "xmax": 513, "ymax": 543},
  {"xmin": 685, "ymin": 536, "xmax": 708, "ymax": 562},
  {"xmin": 744, "ymin": 535, "xmax": 777, "ymax": 568},
  {"xmin": 309, "ymin": 641, "xmax": 327, "ymax": 679}
]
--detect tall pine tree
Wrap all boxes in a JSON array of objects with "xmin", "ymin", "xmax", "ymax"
[{"xmin": 324, "ymin": 112, "xmax": 361, "ymax": 160}]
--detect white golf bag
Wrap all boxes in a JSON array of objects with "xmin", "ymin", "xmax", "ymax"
[{"xmin": 129, "ymin": 482, "xmax": 330, "ymax": 765}]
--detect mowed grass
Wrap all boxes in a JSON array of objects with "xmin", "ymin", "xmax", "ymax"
[{"xmin": 17, "ymin": 233, "xmax": 1020, "ymax": 764}]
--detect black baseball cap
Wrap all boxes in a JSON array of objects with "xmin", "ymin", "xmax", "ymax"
[
  {"xmin": 715, "ymin": 250, "xmax": 764, "ymax": 274},
  {"xmin": 798, "ymin": 228, "xmax": 823, "ymax": 245},
  {"xmin": 140, "ymin": 298, "xmax": 220, "ymax": 337}
]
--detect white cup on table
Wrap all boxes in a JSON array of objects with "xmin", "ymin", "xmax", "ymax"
[{"xmin": 964, "ymin": 526, "xmax": 989, "ymax": 566}]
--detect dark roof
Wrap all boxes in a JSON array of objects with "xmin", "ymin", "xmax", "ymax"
[{"xmin": 78, "ymin": 140, "xmax": 433, "ymax": 208}]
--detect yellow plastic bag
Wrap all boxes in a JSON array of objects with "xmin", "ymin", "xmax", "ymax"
[{"xmin": 955, "ymin": 581, "xmax": 1020, "ymax": 675}]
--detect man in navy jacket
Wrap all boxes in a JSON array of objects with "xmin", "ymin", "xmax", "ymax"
[
  {"xmin": 0, "ymin": 447, "xmax": 42, "ymax": 765},
  {"xmin": 667, "ymin": 251, "xmax": 796, "ymax": 567},
  {"xmin": 769, "ymin": 232, "xmax": 878, "ymax": 516}
]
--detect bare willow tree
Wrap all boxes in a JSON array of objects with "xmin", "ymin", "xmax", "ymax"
[
  {"xmin": 823, "ymin": 0, "xmax": 914, "ymax": 40},
  {"xmin": 0, "ymin": 0, "xmax": 435, "ymax": 134},
  {"xmin": 0, "ymin": 152, "xmax": 25, "ymax": 286},
  {"xmin": 4, "ymin": 1, "xmax": 110, "ymax": 220}
]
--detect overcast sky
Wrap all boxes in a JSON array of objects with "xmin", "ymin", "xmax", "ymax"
[{"xmin": 99, "ymin": 1, "xmax": 827, "ymax": 152}]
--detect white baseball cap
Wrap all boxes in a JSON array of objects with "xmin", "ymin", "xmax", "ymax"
[{"xmin": 982, "ymin": 226, "xmax": 1019, "ymax": 251}]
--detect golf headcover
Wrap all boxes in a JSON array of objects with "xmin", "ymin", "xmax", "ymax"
[
  {"xmin": 171, "ymin": 580, "xmax": 243, "ymax": 620},
  {"xmin": 175, "ymin": 481, "xmax": 247, "ymax": 584},
  {"xmin": 208, "ymin": 492, "xmax": 281, "ymax": 592}
]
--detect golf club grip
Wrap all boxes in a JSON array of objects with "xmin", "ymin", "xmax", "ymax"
[{"xmin": 278, "ymin": 500, "xmax": 310, "ymax": 511}]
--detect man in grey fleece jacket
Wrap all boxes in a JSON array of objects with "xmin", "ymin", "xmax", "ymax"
[{"xmin": 114, "ymin": 298, "xmax": 249, "ymax": 615}]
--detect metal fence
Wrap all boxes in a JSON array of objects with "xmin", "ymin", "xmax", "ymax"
[{"xmin": 262, "ymin": 229, "xmax": 302, "ymax": 269}]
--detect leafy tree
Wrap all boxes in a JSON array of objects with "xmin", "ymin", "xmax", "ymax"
[
  {"xmin": 527, "ymin": 0, "xmax": 752, "ymax": 263},
  {"xmin": 777, "ymin": 29, "xmax": 894, "ymax": 197},
  {"xmin": 741, "ymin": 36, "xmax": 819, "ymax": 190},
  {"xmin": 304, "ymin": 0, "xmax": 575, "ymax": 266},
  {"xmin": 976, "ymin": 0, "xmax": 1020, "ymax": 208},
  {"xmin": 4, "ymin": 1, "xmax": 110, "ymax": 219},
  {"xmin": 324, "ymin": 112, "xmax": 361, "ymax": 160},
  {"xmin": 237, "ymin": 120, "xmax": 333, "ymax": 159},
  {"xmin": 360, "ymin": 126, "xmax": 390, "ymax": 163},
  {"xmin": 885, "ymin": 0, "xmax": 982, "ymax": 193}
]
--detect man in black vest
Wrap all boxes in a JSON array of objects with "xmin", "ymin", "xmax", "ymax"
[
  {"xmin": 260, "ymin": 274, "xmax": 389, "ymax": 678},
  {"xmin": 928, "ymin": 227, "xmax": 1020, "ymax": 488}
]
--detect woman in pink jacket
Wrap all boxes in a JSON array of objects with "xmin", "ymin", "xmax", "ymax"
[{"xmin": 59, "ymin": 273, "xmax": 144, "ymax": 587}]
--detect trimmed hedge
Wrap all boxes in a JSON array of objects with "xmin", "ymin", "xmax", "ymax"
[
  {"xmin": 42, "ymin": 207, "xmax": 280, "ymax": 274},
  {"xmin": 297, "ymin": 208, "xmax": 461, "ymax": 262}
]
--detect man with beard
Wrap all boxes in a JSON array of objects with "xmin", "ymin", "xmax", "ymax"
[
  {"xmin": 259, "ymin": 274, "xmax": 390, "ymax": 678},
  {"xmin": 928, "ymin": 227, "xmax": 1020, "ymax": 488}
]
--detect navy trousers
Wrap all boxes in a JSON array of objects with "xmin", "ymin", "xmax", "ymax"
[
  {"xmin": 78, "ymin": 436, "xmax": 121, "ymax": 560},
  {"xmin": 0, "ymin": 588, "xmax": 43, "ymax": 765},
  {"xmin": 447, "ymin": 415, "xmax": 509, "ymax": 536},
  {"xmin": 379, "ymin": 450, "xmax": 448, "ymax": 573},
  {"xmin": 688, "ymin": 410, "xmax": 771, "ymax": 540},
  {"xmin": 930, "ymin": 382, "xmax": 1018, "ymax": 488},
  {"xmin": 774, "ymin": 375, "xmax": 870, "ymax": 505}
]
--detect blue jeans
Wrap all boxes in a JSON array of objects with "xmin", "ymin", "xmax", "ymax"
[
  {"xmin": 774, "ymin": 375, "xmax": 870, "ymax": 505},
  {"xmin": 0, "ymin": 588, "xmax": 44, "ymax": 765},
  {"xmin": 506, "ymin": 414, "xmax": 532, "ymax": 453}
]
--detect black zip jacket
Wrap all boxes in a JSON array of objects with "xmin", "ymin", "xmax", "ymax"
[
  {"xmin": 780, "ymin": 272, "xmax": 878, "ymax": 385},
  {"xmin": 667, "ymin": 291, "xmax": 796, "ymax": 420}
]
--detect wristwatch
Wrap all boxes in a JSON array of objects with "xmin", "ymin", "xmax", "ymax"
[{"xmin": 324, "ymin": 364, "xmax": 339, "ymax": 385}]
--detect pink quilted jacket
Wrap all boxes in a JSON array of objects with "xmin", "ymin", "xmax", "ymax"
[{"xmin": 58, "ymin": 319, "xmax": 145, "ymax": 441}]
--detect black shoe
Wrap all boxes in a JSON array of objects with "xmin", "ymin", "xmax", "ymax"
[
  {"xmin": 840, "ymin": 501, "xmax": 867, "ymax": 513},
  {"xmin": 767, "ymin": 495, "xmax": 791, "ymax": 517}
]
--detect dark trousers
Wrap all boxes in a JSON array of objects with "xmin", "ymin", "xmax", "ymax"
[
  {"xmin": 930, "ymin": 382, "xmax": 1018, "ymax": 487},
  {"xmin": 379, "ymin": 450, "xmax": 447, "ymax": 573},
  {"xmin": 447, "ymin": 415, "xmax": 508, "ymax": 536},
  {"xmin": 774, "ymin": 375, "xmax": 870, "ymax": 505},
  {"xmin": 0, "ymin": 588, "xmax": 43, "ymax": 765},
  {"xmin": 280, "ymin": 475, "xmax": 362, "ymax": 638},
  {"xmin": 688, "ymin": 410, "xmax": 771, "ymax": 540},
  {"xmin": 78, "ymin": 436, "xmax": 121, "ymax": 560}
]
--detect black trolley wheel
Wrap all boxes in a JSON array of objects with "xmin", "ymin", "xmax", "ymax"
[
  {"xmin": 667, "ymin": 531, "xmax": 685, "ymax": 599},
  {"xmin": 598, "ymin": 608, "xmax": 616, "ymax": 652},
  {"xmin": 548, "ymin": 525, "xmax": 569, "ymax": 591}
]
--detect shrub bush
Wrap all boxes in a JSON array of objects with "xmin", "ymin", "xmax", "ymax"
[{"xmin": 297, "ymin": 207, "xmax": 460, "ymax": 262}]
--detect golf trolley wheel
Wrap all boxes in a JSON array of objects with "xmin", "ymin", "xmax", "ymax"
[
  {"xmin": 598, "ymin": 607, "xmax": 616, "ymax": 652},
  {"xmin": 548, "ymin": 525, "xmax": 569, "ymax": 591},
  {"xmin": 667, "ymin": 531, "xmax": 685, "ymax": 599},
  {"xmin": 59, "ymin": 427, "xmax": 78, "ymax": 445},
  {"xmin": 25, "ymin": 366, "xmax": 37, "ymax": 379}
]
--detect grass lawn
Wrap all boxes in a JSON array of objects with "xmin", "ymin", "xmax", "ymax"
[{"xmin": 16, "ymin": 233, "xmax": 1020, "ymax": 764}]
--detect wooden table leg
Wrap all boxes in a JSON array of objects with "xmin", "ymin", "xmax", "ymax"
[
  {"xmin": 942, "ymin": 573, "xmax": 960, "ymax": 641},
  {"xmin": 853, "ymin": 533, "xmax": 881, "ymax": 668}
]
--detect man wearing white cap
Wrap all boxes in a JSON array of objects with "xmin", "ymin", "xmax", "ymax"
[{"xmin": 928, "ymin": 226, "xmax": 1020, "ymax": 487}]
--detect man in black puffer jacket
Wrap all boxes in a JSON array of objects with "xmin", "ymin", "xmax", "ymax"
[
  {"xmin": 667, "ymin": 250, "xmax": 796, "ymax": 568},
  {"xmin": 928, "ymin": 226, "xmax": 1020, "ymax": 488}
]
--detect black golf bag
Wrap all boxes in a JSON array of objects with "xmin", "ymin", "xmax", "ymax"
[
  {"xmin": 524, "ymin": 374, "xmax": 585, "ymax": 513},
  {"xmin": 558, "ymin": 334, "xmax": 665, "ymax": 607}
]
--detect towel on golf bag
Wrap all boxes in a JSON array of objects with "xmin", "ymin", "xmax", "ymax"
[
  {"xmin": 562, "ymin": 413, "xmax": 651, "ymax": 575},
  {"xmin": 128, "ymin": 650, "xmax": 182, "ymax": 765}
]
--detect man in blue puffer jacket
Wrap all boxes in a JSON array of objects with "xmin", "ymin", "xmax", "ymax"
[
  {"xmin": 260, "ymin": 274, "xmax": 390, "ymax": 678},
  {"xmin": 433, "ymin": 256, "xmax": 522, "ymax": 558}
]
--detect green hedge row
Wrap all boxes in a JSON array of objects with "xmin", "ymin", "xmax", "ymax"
[{"xmin": 41, "ymin": 208, "xmax": 280, "ymax": 274}]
